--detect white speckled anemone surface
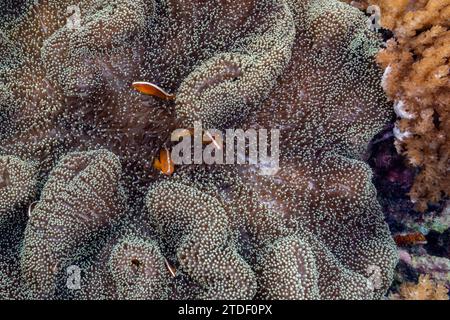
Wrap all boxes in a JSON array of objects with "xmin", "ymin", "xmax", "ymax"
[{"xmin": 0, "ymin": 0, "xmax": 397, "ymax": 299}]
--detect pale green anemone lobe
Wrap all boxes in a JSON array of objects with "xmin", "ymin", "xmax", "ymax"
[
  {"xmin": 175, "ymin": 0, "xmax": 296, "ymax": 130},
  {"xmin": 20, "ymin": 150, "xmax": 125, "ymax": 299},
  {"xmin": 146, "ymin": 164, "xmax": 396, "ymax": 299}
]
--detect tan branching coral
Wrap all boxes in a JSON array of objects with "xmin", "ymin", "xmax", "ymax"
[
  {"xmin": 370, "ymin": 0, "xmax": 450, "ymax": 211},
  {"xmin": 393, "ymin": 274, "xmax": 449, "ymax": 300}
]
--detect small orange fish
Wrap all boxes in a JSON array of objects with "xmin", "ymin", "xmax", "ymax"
[
  {"xmin": 153, "ymin": 148, "xmax": 174, "ymax": 175},
  {"xmin": 394, "ymin": 232, "xmax": 427, "ymax": 247},
  {"xmin": 132, "ymin": 81, "xmax": 175, "ymax": 100}
]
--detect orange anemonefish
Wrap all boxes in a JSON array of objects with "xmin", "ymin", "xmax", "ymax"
[
  {"xmin": 394, "ymin": 232, "xmax": 427, "ymax": 247},
  {"xmin": 153, "ymin": 148, "xmax": 175, "ymax": 175},
  {"xmin": 132, "ymin": 81, "xmax": 175, "ymax": 100}
]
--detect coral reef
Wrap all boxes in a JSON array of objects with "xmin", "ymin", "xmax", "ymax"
[
  {"xmin": 368, "ymin": 129, "xmax": 449, "ymax": 299},
  {"xmin": 391, "ymin": 274, "xmax": 448, "ymax": 300},
  {"xmin": 344, "ymin": 1, "xmax": 450, "ymax": 297},
  {"xmin": 0, "ymin": 0, "xmax": 398, "ymax": 299},
  {"xmin": 373, "ymin": 0, "xmax": 450, "ymax": 211}
]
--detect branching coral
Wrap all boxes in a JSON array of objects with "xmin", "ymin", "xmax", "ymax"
[
  {"xmin": 0, "ymin": 0, "xmax": 398, "ymax": 299},
  {"xmin": 393, "ymin": 274, "xmax": 448, "ymax": 300},
  {"xmin": 372, "ymin": 0, "xmax": 450, "ymax": 211}
]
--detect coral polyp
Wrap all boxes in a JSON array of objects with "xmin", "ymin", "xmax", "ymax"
[{"xmin": 0, "ymin": 0, "xmax": 398, "ymax": 299}]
